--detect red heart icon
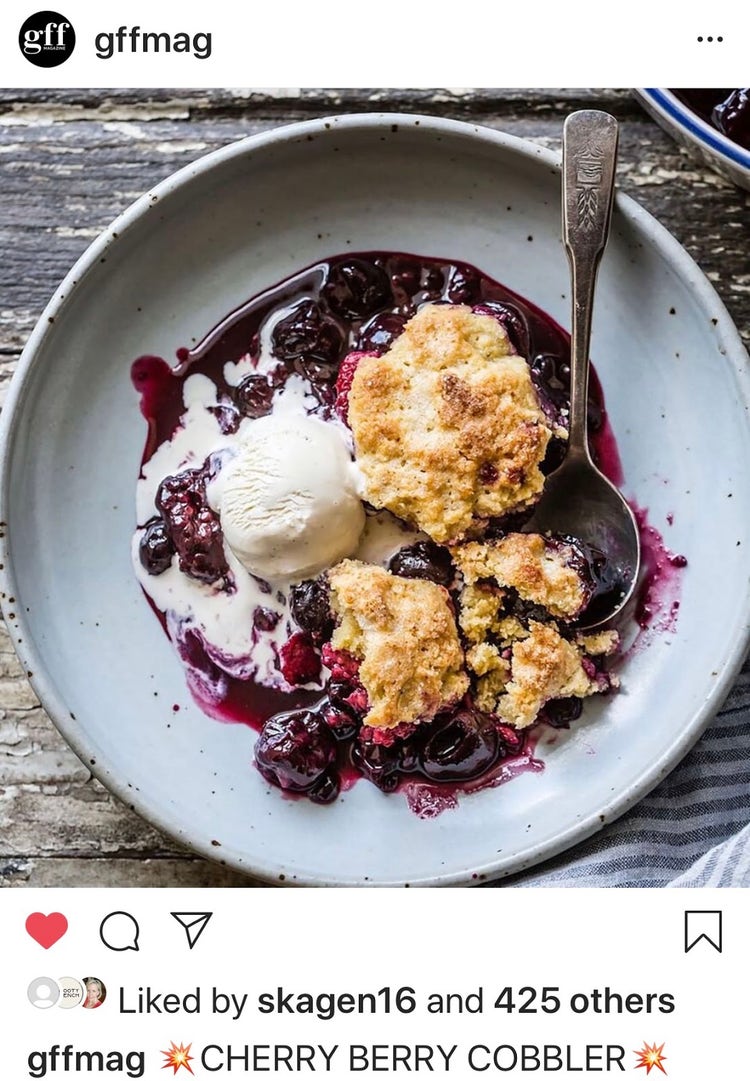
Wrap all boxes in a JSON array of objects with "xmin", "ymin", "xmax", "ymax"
[{"xmin": 25, "ymin": 912, "xmax": 68, "ymax": 949}]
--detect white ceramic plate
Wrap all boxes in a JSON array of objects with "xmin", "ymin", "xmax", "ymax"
[{"xmin": 2, "ymin": 114, "xmax": 750, "ymax": 886}]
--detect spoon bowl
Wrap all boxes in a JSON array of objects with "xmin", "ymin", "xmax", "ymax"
[
  {"xmin": 525, "ymin": 110, "xmax": 641, "ymax": 628},
  {"xmin": 524, "ymin": 448, "xmax": 640, "ymax": 629}
]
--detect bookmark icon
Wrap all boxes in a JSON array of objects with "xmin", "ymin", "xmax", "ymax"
[{"xmin": 171, "ymin": 912, "xmax": 213, "ymax": 950}]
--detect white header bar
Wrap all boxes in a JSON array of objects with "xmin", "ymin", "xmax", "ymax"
[{"xmin": 1, "ymin": 0, "xmax": 746, "ymax": 87}]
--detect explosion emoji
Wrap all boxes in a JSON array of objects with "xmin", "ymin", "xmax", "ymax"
[
  {"xmin": 161, "ymin": 1041, "xmax": 195, "ymax": 1075},
  {"xmin": 634, "ymin": 1041, "xmax": 667, "ymax": 1075}
]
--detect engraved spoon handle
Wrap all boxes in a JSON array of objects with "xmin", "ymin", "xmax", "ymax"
[{"xmin": 562, "ymin": 110, "xmax": 619, "ymax": 454}]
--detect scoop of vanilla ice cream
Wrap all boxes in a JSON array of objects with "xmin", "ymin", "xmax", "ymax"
[{"xmin": 212, "ymin": 415, "xmax": 365, "ymax": 581}]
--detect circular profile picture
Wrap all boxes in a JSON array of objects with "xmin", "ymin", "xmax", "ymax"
[
  {"xmin": 82, "ymin": 977, "xmax": 106, "ymax": 1009},
  {"xmin": 58, "ymin": 976, "xmax": 84, "ymax": 1009},
  {"xmin": 18, "ymin": 11, "xmax": 76, "ymax": 68},
  {"xmin": 28, "ymin": 976, "xmax": 60, "ymax": 1009}
]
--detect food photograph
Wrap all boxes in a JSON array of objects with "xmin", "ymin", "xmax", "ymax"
[{"xmin": 0, "ymin": 88, "xmax": 748, "ymax": 888}]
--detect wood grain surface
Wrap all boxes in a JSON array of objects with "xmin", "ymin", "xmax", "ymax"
[{"xmin": 1, "ymin": 88, "xmax": 748, "ymax": 888}]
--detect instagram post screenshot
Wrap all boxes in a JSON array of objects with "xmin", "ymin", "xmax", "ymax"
[{"xmin": 0, "ymin": 1, "xmax": 748, "ymax": 1076}]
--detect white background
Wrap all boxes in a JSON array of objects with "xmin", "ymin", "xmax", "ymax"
[
  {"xmin": 0, "ymin": 0, "xmax": 746, "ymax": 87},
  {"xmin": 1, "ymin": 888, "xmax": 740, "ymax": 1079}
]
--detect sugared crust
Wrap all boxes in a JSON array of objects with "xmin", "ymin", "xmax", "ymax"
[
  {"xmin": 499, "ymin": 622, "xmax": 603, "ymax": 728},
  {"xmin": 328, "ymin": 560, "xmax": 468, "ymax": 729},
  {"xmin": 348, "ymin": 305, "xmax": 552, "ymax": 543},
  {"xmin": 455, "ymin": 533, "xmax": 589, "ymax": 620},
  {"xmin": 456, "ymin": 539, "xmax": 619, "ymax": 725}
]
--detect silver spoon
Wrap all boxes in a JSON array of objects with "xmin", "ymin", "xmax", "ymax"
[{"xmin": 524, "ymin": 110, "xmax": 640, "ymax": 629}]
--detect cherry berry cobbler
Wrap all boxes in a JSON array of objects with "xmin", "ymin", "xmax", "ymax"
[{"xmin": 132, "ymin": 253, "xmax": 625, "ymax": 810}]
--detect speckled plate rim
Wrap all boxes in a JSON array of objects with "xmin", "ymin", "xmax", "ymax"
[
  {"xmin": 1, "ymin": 112, "xmax": 750, "ymax": 887},
  {"xmin": 635, "ymin": 89, "xmax": 750, "ymax": 182}
]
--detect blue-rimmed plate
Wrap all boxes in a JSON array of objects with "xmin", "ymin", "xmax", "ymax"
[{"xmin": 636, "ymin": 88, "xmax": 750, "ymax": 191}]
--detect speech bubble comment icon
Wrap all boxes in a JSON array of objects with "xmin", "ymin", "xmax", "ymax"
[{"xmin": 99, "ymin": 911, "xmax": 140, "ymax": 952}]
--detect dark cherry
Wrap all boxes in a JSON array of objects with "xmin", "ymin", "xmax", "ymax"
[
  {"xmin": 545, "ymin": 696, "xmax": 584, "ymax": 729},
  {"xmin": 139, "ymin": 516, "xmax": 175, "ymax": 576},
  {"xmin": 235, "ymin": 374, "xmax": 274, "ymax": 418},
  {"xmin": 289, "ymin": 578, "xmax": 333, "ymax": 638},
  {"xmin": 423, "ymin": 267, "xmax": 444, "ymax": 296},
  {"xmin": 271, "ymin": 299, "xmax": 344, "ymax": 365},
  {"xmin": 474, "ymin": 301, "xmax": 531, "ymax": 360},
  {"xmin": 447, "ymin": 264, "xmax": 482, "ymax": 304},
  {"xmin": 156, "ymin": 469, "xmax": 229, "ymax": 585},
  {"xmin": 419, "ymin": 709, "xmax": 500, "ymax": 781},
  {"xmin": 390, "ymin": 257, "xmax": 422, "ymax": 297},
  {"xmin": 358, "ymin": 312, "xmax": 408, "ymax": 353},
  {"xmin": 352, "ymin": 739, "xmax": 401, "ymax": 792},
  {"xmin": 322, "ymin": 258, "xmax": 393, "ymax": 319},
  {"xmin": 309, "ymin": 769, "xmax": 341, "ymax": 804},
  {"xmin": 388, "ymin": 541, "xmax": 454, "ymax": 587},
  {"xmin": 254, "ymin": 709, "xmax": 337, "ymax": 794}
]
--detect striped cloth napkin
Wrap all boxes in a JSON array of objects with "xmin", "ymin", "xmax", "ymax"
[{"xmin": 504, "ymin": 658, "xmax": 750, "ymax": 888}]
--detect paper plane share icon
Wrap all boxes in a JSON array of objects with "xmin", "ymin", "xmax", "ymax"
[{"xmin": 171, "ymin": 911, "xmax": 213, "ymax": 949}]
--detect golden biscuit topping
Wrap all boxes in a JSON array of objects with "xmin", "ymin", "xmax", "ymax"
[
  {"xmin": 497, "ymin": 621, "xmax": 615, "ymax": 728},
  {"xmin": 455, "ymin": 533, "xmax": 590, "ymax": 620},
  {"xmin": 327, "ymin": 559, "xmax": 468, "ymax": 729},
  {"xmin": 348, "ymin": 304, "xmax": 553, "ymax": 543},
  {"xmin": 454, "ymin": 535, "xmax": 619, "ymax": 726}
]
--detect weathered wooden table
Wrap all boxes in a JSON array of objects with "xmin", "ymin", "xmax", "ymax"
[{"xmin": 1, "ymin": 88, "xmax": 748, "ymax": 887}]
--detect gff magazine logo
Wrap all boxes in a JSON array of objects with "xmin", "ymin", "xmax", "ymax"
[{"xmin": 19, "ymin": 11, "xmax": 76, "ymax": 67}]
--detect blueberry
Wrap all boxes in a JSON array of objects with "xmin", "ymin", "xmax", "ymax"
[
  {"xmin": 474, "ymin": 301, "xmax": 530, "ymax": 359},
  {"xmin": 254, "ymin": 709, "xmax": 337, "ymax": 794},
  {"xmin": 322, "ymin": 259, "xmax": 393, "ymax": 319},
  {"xmin": 253, "ymin": 606, "xmax": 280, "ymax": 633},
  {"xmin": 289, "ymin": 578, "xmax": 333, "ymax": 638},
  {"xmin": 447, "ymin": 265, "xmax": 481, "ymax": 304},
  {"xmin": 139, "ymin": 517, "xmax": 175, "ymax": 576},
  {"xmin": 235, "ymin": 374, "xmax": 274, "ymax": 418},
  {"xmin": 358, "ymin": 312, "xmax": 407, "ymax": 353},
  {"xmin": 388, "ymin": 541, "xmax": 454, "ymax": 587},
  {"xmin": 418, "ymin": 709, "xmax": 499, "ymax": 781},
  {"xmin": 271, "ymin": 299, "xmax": 343, "ymax": 365},
  {"xmin": 545, "ymin": 696, "xmax": 584, "ymax": 728}
]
